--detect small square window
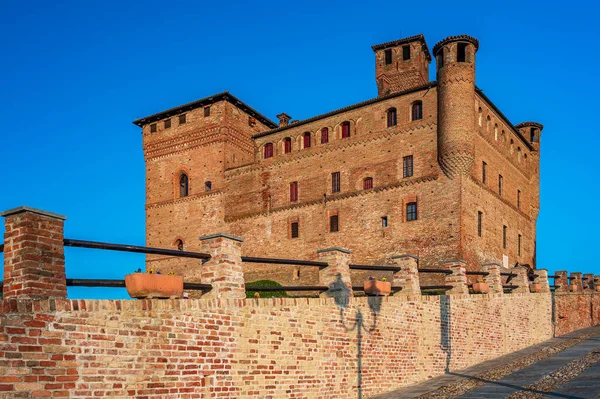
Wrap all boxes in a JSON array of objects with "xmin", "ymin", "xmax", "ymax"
[
  {"xmin": 150, "ymin": 123, "xmax": 157, "ymax": 133},
  {"xmin": 402, "ymin": 45, "xmax": 411, "ymax": 61},
  {"xmin": 330, "ymin": 215, "xmax": 339, "ymax": 233},
  {"xmin": 179, "ymin": 114, "xmax": 186, "ymax": 124},
  {"xmin": 205, "ymin": 181, "xmax": 212, "ymax": 191},
  {"xmin": 291, "ymin": 222, "xmax": 299, "ymax": 238},
  {"xmin": 381, "ymin": 216, "xmax": 388, "ymax": 228},
  {"xmin": 204, "ymin": 107, "xmax": 211, "ymax": 117},
  {"xmin": 164, "ymin": 118, "xmax": 171, "ymax": 129}
]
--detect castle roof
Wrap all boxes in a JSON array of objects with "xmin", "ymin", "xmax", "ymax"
[
  {"xmin": 252, "ymin": 82, "xmax": 437, "ymax": 138},
  {"xmin": 515, "ymin": 122, "xmax": 544, "ymax": 131},
  {"xmin": 371, "ymin": 34, "xmax": 432, "ymax": 62},
  {"xmin": 432, "ymin": 35, "xmax": 479, "ymax": 55},
  {"xmin": 132, "ymin": 91, "xmax": 278, "ymax": 128}
]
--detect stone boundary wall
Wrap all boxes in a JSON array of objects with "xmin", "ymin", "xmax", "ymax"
[{"xmin": 0, "ymin": 293, "xmax": 552, "ymax": 398}]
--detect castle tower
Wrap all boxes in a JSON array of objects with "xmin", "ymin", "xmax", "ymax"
[
  {"xmin": 372, "ymin": 34, "xmax": 431, "ymax": 97},
  {"xmin": 434, "ymin": 35, "xmax": 479, "ymax": 178},
  {"xmin": 516, "ymin": 122, "xmax": 544, "ymax": 219}
]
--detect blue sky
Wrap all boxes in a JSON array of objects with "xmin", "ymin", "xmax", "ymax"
[{"xmin": 1, "ymin": 0, "xmax": 598, "ymax": 298}]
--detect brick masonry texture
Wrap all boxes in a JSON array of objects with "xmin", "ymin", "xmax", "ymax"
[
  {"xmin": 138, "ymin": 34, "xmax": 542, "ymax": 288},
  {"xmin": 0, "ymin": 293, "xmax": 552, "ymax": 398},
  {"xmin": 554, "ymin": 293, "xmax": 600, "ymax": 336}
]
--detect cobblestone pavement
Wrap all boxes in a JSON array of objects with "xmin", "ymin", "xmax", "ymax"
[{"xmin": 371, "ymin": 326, "xmax": 600, "ymax": 399}]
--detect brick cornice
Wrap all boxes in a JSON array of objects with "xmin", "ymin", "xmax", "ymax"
[
  {"xmin": 145, "ymin": 190, "xmax": 224, "ymax": 210},
  {"xmin": 224, "ymin": 174, "xmax": 438, "ymax": 222},
  {"xmin": 225, "ymin": 122, "xmax": 436, "ymax": 178}
]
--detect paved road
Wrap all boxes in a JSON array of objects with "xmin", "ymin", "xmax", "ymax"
[{"xmin": 542, "ymin": 358, "xmax": 600, "ymax": 399}]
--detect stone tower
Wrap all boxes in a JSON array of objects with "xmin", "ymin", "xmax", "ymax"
[
  {"xmin": 372, "ymin": 34, "xmax": 431, "ymax": 96},
  {"xmin": 434, "ymin": 35, "xmax": 479, "ymax": 177},
  {"xmin": 516, "ymin": 121, "xmax": 544, "ymax": 220}
]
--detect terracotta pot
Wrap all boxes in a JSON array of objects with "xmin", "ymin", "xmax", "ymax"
[
  {"xmin": 595, "ymin": 285, "xmax": 600, "ymax": 292},
  {"xmin": 125, "ymin": 273, "xmax": 184, "ymax": 299},
  {"xmin": 472, "ymin": 282, "xmax": 490, "ymax": 294},
  {"xmin": 364, "ymin": 280, "xmax": 391, "ymax": 296},
  {"xmin": 529, "ymin": 283, "xmax": 542, "ymax": 293},
  {"xmin": 569, "ymin": 285, "xmax": 579, "ymax": 292}
]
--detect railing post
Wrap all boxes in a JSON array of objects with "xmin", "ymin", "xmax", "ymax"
[
  {"xmin": 555, "ymin": 270, "xmax": 568, "ymax": 293},
  {"xmin": 317, "ymin": 248, "xmax": 352, "ymax": 299},
  {"xmin": 511, "ymin": 266, "xmax": 530, "ymax": 293},
  {"xmin": 443, "ymin": 260, "xmax": 469, "ymax": 295},
  {"xmin": 584, "ymin": 273, "xmax": 595, "ymax": 291},
  {"xmin": 199, "ymin": 233, "xmax": 245, "ymax": 299},
  {"xmin": 1, "ymin": 206, "xmax": 67, "ymax": 300},
  {"xmin": 571, "ymin": 272, "xmax": 583, "ymax": 292},
  {"xmin": 482, "ymin": 262, "xmax": 503, "ymax": 294},
  {"xmin": 390, "ymin": 254, "xmax": 419, "ymax": 295},
  {"xmin": 534, "ymin": 269, "xmax": 551, "ymax": 293}
]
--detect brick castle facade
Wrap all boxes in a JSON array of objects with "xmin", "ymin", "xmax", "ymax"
[{"xmin": 133, "ymin": 34, "xmax": 543, "ymax": 285}]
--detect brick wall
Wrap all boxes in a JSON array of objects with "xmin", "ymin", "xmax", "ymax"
[
  {"xmin": 554, "ymin": 292, "xmax": 600, "ymax": 336},
  {"xmin": 0, "ymin": 293, "xmax": 552, "ymax": 398}
]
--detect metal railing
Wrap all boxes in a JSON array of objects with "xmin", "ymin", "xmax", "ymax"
[{"xmin": 64, "ymin": 239, "xmax": 211, "ymax": 260}]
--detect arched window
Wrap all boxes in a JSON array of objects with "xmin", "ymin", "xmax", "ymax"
[
  {"xmin": 517, "ymin": 147, "xmax": 522, "ymax": 162},
  {"xmin": 494, "ymin": 124, "xmax": 498, "ymax": 141},
  {"xmin": 363, "ymin": 177, "xmax": 373, "ymax": 190},
  {"xmin": 387, "ymin": 108, "xmax": 397, "ymax": 127},
  {"xmin": 176, "ymin": 239, "xmax": 184, "ymax": 251},
  {"xmin": 321, "ymin": 128, "xmax": 329, "ymax": 144},
  {"xmin": 341, "ymin": 122, "xmax": 351, "ymax": 138},
  {"xmin": 303, "ymin": 132, "xmax": 311, "ymax": 148},
  {"xmin": 486, "ymin": 116, "xmax": 491, "ymax": 132},
  {"xmin": 205, "ymin": 181, "xmax": 212, "ymax": 191},
  {"xmin": 478, "ymin": 108, "xmax": 483, "ymax": 127},
  {"xmin": 411, "ymin": 101, "xmax": 423, "ymax": 121},
  {"xmin": 179, "ymin": 174, "xmax": 189, "ymax": 198},
  {"xmin": 264, "ymin": 143, "xmax": 274, "ymax": 159},
  {"xmin": 284, "ymin": 137, "xmax": 292, "ymax": 153},
  {"xmin": 510, "ymin": 139, "xmax": 514, "ymax": 154}
]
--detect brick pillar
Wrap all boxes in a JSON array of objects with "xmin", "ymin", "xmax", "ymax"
[
  {"xmin": 571, "ymin": 272, "xmax": 583, "ymax": 292},
  {"xmin": 482, "ymin": 263, "xmax": 503, "ymax": 294},
  {"xmin": 555, "ymin": 270, "xmax": 568, "ymax": 293},
  {"xmin": 534, "ymin": 269, "xmax": 551, "ymax": 293},
  {"xmin": 390, "ymin": 254, "xmax": 420, "ymax": 295},
  {"xmin": 584, "ymin": 273, "xmax": 594, "ymax": 291},
  {"xmin": 511, "ymin": 266, "xmax": 529, "ymax": 293},
  {"xmin": 1, "ymin": 206, "xmax": 67, "ymax": 300},
  {"xmin": 317, "ymin": 247, "xmax": 352, "ymax": 299},
  {"xmin": 444, "ymin": 260, "xmax": 468, "ymax": 295},
  {"xmin": 199, "ymin": 233, "xmax": 245, "ymax": 300}
]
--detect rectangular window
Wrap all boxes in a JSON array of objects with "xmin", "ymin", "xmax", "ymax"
[
  {"xmin": 406, "ymin": 202, "xmax": 417, "ymax": 221},
  {"xmin": 331, "ymin": 172, "xmax": 341, "ymax": 193},
  {"xmin": 150, "ymin": 123, "xmax": 157, "ymax": 133},
  {"xmin": 402, "ymin": 45, "xmax": 411, "ymax": 61},
  {"xmin": 403, "ymin": 155, "xmax": 413, "ymax": 178},
  {"xmin": 341, "ymin": 123, "xmax": 350, "ymax": 138},
  {"xmin": 363, "ymin": 177, "xmax": 373, "ymax": 190},
  {"xmin": 290, "ymin": 182, "xmax": 298, "ymax": 202},
  {"xmin": 478, "ymin": 211, "xmax": 483, "ymax": 237},
  {"xmin": 517, "ymin": 190, "xmax": 521, "ymax": 209},
  {"xmin": 457, "ymin": 43, "xmax": 467, "ymax": 62},
  {"xmin": 381, "ymin": 216, "xmax": 388, "ymax": 228},
  {"xmin": 518, "ymin": 234, "xmax": 522, "ymax": 256},
  {"xmin": 164, "ymin": 118, "xmax": 171, "ymax": 129},
  {"xmin": 482, "ymin": 161, "xmax": 487, "ymax": 184},
  {"xmin": 330, "ymin": 215, "xmax": 339, "ymax": 233},
  {"xmin": 503, "ymin": 225, "xmax": 507, "ymax": 249},
  {"xmin": 498, "ymin": 175, "xmax": 503, "ymax": 196},
  {"xmin": 384, "ymin": 49, "xmax": 392, "ymax": 65},
  {"xmin": 204, "ymin": 106, "xmax": 210, "ymax": 117},
  {"xmin": 179, "ymin": 114, "xmax": 186, "ymax": 124},
  {"xmin": 321, "ymin": 128, "xmax": 329, "ymax": 144},
  {"xmin": 291, "ymin": 222, "xmax": 299, "ymax": 238}
]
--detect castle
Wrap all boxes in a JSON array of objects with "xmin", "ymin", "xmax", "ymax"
[{"xmin": 133, "ymin": 34, "xmax": 542, "ymax": 285}]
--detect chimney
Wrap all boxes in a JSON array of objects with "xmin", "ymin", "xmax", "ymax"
[{"xmin": 276, "ymin": 113, "xmax": 291, "ymax": 127}]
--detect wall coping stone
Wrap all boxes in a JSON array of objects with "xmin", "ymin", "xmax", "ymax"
[
  {"xmin": 482, "ymin": 262, "xmax": 502, "ymax": 267},
  {"xmin": 443, "ymin": 259, "xmax": 467, "ymax": 264},
  {"xmin": 391, "ymin": 254, "xmax": 419, "ymax": 260},
  {"xmin": 316, "ymin": 247, "xmax": 351, "ymax": 254},
  {"xmin": 0, "ymin": 206, "xmax": 67, "ymax": 220},
  {"xmin": 198, "ymin": 233, "xmax": 244, "ymax": 242}
]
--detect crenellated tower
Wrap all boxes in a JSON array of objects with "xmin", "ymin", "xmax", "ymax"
[{"xmin": 434, "ymin": 35, "xmax": 479, "ymax": 178}]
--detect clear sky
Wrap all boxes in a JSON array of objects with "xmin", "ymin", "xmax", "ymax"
[{"xmin": 1, "ymin": 0, "xmax": 598, "ymax": 299}]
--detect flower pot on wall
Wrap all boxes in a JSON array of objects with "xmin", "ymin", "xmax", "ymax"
[
  {"xmin": 529, "ymin": 283, "xmax": 542, "ymax": 293},
  {"xmin": 472, "ymin": 281, "xmax": 490, "ymax": 294},
  {"xmin": 364, "ymin": 280, "xmax": 391, "ymax": 296},
  {"xmin": 569, "ymin": 285, "xmax": 579, "ymax": 292},
  {"xmin": 125, "ymin": 273, "xmax": 184, "ymax": 299}
]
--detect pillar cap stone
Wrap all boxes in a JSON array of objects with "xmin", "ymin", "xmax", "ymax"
[
  {"xmin": 482, "ymin": 262, "xmax": 501, "ymax": 267},
  {"xmin": 198, "ymin": 233, "xmax": 244, "ymax": 242},
  {"xmin": 391, "ymin": 254, "xmax": 419, "ymax": 260},
  {"xmin": 316, "ymin": 247, "xmax": 351, "ymax": 254},
  {"xmin": 443, "ymin": 259, "xmax": 467, "ymax": 264},
  {"xmin": 0, "ymin": 206, "xmax": 66, "ymax": 220}
]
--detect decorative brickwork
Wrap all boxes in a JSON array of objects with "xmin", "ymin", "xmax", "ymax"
[
  {"xmin": 1, "ymin": 207, "xmax": 67, "ymax": 300},
  {"xmin": 391, "ymin": 254, "xmax": 420, "ymax": 295}
]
